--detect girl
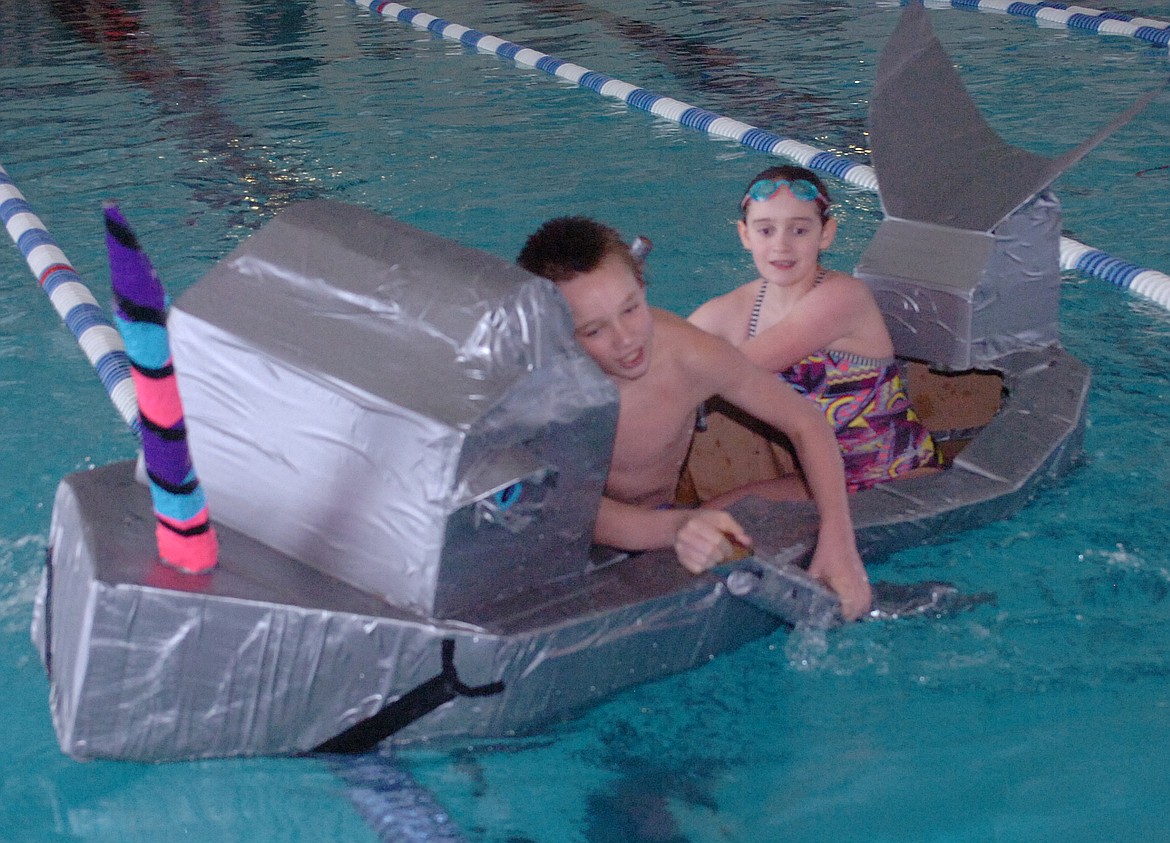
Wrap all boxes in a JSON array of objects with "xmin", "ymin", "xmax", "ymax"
[{"xmin": 689, "ymin": 165, "xmax": 940, "ymax": 493}]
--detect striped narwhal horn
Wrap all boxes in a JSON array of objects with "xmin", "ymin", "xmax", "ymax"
[{"xmin": 104, "ymin": 201, "xmax": 218, "ymax": 574}]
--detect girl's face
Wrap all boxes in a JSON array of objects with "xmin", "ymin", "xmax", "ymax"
[{"xmin": 737, "ymin": 186, "xmax": 836, "ymax": 287}]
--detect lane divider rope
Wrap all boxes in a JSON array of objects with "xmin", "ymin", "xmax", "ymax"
[
  {"xmin": 351, "ymin": 2, "xmax": 1170, "ymax": 312},
  {"xmin": 924, "ymin": 1, "xmax": 1170, "ymax": 48},
  {"xmin": 1, "ymin": 163, "xmax": 139, "ymax": 430}
]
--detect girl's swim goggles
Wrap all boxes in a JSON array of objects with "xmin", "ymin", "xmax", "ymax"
[{"xmin": 741, "ymin": 178, "xmax": 824, "ymax": 208}]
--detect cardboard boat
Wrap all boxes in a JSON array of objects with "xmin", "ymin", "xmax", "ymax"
[{"xmin": 32, "ymin": 3, "xmax": 1154, "ymax": 762}]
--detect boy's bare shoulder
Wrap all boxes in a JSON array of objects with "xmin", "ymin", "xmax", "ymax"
[
  {"xmin": 653, "ymin": 307, "xmax": 741, "ymax": 375},
  {"xmin": 654, "ymin": 306, "xmax": 724, "ymax": 342}
]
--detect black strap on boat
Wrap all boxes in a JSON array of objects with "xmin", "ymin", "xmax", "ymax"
[
  {"xmin": 313, "ymin": 638, "xmax": 505, "ymax": 755},
  {"xmin": 42, "ymin": 546, "xmax": 54, "ymax": 680}
]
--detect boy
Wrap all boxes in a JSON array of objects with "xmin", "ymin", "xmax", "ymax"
[{"xmin": 518, "ymin": 217, "xmax": 871, "ymax": 621}]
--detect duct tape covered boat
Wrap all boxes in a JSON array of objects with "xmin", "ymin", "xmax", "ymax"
[{"xmin": 28, "ymin": 3, "xmax": 1159, "ymax": 762}]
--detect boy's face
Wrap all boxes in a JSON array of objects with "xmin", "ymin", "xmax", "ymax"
[{"xmin": 559, "ymin": 252, "xmax": 653, "ymax": 382}]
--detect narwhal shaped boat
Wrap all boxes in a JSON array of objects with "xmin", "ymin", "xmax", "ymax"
[{"xmin": 31, "ymin": 3, "xmax": 1156, "ymax": 761}]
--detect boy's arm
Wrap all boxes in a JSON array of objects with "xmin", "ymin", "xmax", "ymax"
[
  {"xmin": 595, "ymin": 496, "xmax": 753, "ymax": 574},
  {"xmin": 690, "ymin": 331, "xmax": 873, "ymax": 620}
]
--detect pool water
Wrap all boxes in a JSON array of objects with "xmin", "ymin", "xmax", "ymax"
[{"xmin": 3, "ymin": 1, "xmax": 1170, "ymax": 840}]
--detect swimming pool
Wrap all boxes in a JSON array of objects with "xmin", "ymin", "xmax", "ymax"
[{"xmin": 3, "ymin": 0, "xmax": 1170, "ymax": 840}]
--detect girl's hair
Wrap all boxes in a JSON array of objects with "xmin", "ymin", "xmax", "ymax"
[
  {"xmin": 740, "ymin": 165, "xmax": 832, "ymax": 223},
  {"xmin": 517, "ymin": 216, "xmax": 645, "ymax": 286}
]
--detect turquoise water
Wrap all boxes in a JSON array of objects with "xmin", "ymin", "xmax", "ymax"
[{"xmin": 3, "ymin": 1, "xmax": 1170, "ymax": 840}]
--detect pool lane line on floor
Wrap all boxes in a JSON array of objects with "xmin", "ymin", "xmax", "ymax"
[
  {"xmin": 925, "ymin": 0, "xmax": 1170, "ymax": 47},
  {"xmin": 350, "ymin": 1, "xmax": 1170, "ymax": 312},
  {"xmin": 0, "ymin": 163, "xmax": 139, "ymax": 430}
]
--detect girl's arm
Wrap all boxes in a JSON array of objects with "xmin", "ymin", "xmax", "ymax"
[{"xmin": 740, "ymin": 275, "xmax": 884, "ymax": 371}]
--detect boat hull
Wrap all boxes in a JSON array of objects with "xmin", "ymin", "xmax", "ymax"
[{"xmin": 32, "ymin": 345, "xmax": 1087, "ymax": 762}]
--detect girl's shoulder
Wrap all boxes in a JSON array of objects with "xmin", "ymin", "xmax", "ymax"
[
  {"xmin": 688, "ymin": 280, "xmax": 760, "ymax": 337},
  {"xmin": 814, "ymin": 270, "xmax": 881, "ymax": 308},
  {"xmin": 813, "ymin": 271, "xmax": 894, "ymax": 356},
  {"xmin": 818, "ymin": 268, "xmax": 867, "ymax": 289}
]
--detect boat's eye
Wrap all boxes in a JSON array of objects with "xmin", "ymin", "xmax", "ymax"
[{"xmin": 493, "ymin": 482, "xmax": 523, "ymax": 510}]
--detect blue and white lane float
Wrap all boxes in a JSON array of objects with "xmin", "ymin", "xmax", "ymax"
[
  {"xmin": 0, "ymin": 166, "xmax": 467, "ymax": 842},
  {"xmin": 350, "ymin": 1, "xmax": 1170, "ymax": 312},
  {"xmin": 925, "ymin": 1, "xmax": 1170, "ymax": 47},
  {"xmin": 351, "ymin": 0, "xmax": 878, "ymax": 194},
  {"xmin": 0, "ymin": 163, "xmax": 138, "ymax": 430}
]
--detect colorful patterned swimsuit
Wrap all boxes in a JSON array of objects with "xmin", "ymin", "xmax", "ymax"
[{"xmin": 748, "ymin": 274, "xmax": 940, "ymax": 492}]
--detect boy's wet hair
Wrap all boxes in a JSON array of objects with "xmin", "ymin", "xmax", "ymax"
[
  {"xmin": 517, "ymin": 216, "xmax": 645, "ymax": 287},
  {"xmin": 740, "ymin": 165, "xmax": 832, "ymax": 222}
]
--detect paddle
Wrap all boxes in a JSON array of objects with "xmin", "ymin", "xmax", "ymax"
[{"xmin": 719, "ymin": 552, "xmax": 995, "ymax": 629}]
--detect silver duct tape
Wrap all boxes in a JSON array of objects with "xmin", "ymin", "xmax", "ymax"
[
  {"xmin": 168, "ymin": 201, "xmax": 618, "ymax": 617},
  {"xmin": 37, "ymin": 341, "xmax": 1087, "ymax": 761},
  {"xmin": 37, "ymin": 460, "xmax": 782, "ymax": 761},
  {"xmin": 857, "ymin": 193, "xmax": 1062, "ymax": 371}
]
